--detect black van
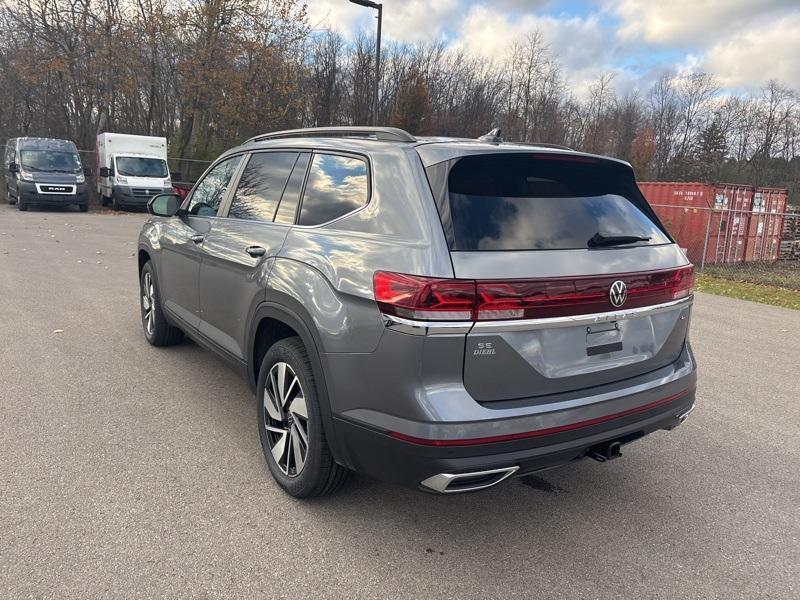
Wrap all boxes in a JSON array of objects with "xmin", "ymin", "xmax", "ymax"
[{"xmin": 4, "ymin": 138, "xmax": 91, "ymax": 211}]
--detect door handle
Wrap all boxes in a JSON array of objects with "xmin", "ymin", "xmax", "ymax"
[
  {"xmin": 189, "ymin": 234, "xmax": 205, "ymax": 243},
  {"xmin": 246, "ymin": 246, "xmax": 267, "ymax": 257}
]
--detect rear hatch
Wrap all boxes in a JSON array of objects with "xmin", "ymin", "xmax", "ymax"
[{"xmin": 425, "ymin": 151, "xmax": 693, "ymax": 402}]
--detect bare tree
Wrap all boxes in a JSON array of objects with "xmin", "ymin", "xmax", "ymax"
[{"xmin": 648, "ymin": 73, "xmax": 680, "ymax": 178}]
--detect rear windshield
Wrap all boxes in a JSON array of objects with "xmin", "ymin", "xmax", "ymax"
[{"xmin": 431, "ymin": 153, "xmax": 669, "ymax": 251}]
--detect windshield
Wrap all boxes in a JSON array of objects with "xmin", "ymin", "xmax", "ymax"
[
  {"xmin": 116, "ymin": 156, "xmax": 168, "ymax": 178},
  {"xmin": 435, "ymin": 153, "xmax": 670, "ymax": 251},
  {"xmin": 19, "ymin": 150, "xmax": 82, "ymax": 174}
]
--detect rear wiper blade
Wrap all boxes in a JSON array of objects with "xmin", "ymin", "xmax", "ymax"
[{"xmin": 587, "ymin": 232, "xmax": 651, "ymax": 248}]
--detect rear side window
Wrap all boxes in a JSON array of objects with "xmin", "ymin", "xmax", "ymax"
[
  {"xmin": 298, "ymin": 153, "xmax": 368, "ymax": 226},
  {"xmin": 435, "ymin": 153, "xmax": 669, "ymax": 251},
  {"xmin": 228, "ymin": 152, "xmax": 297, "ymax": 222}
]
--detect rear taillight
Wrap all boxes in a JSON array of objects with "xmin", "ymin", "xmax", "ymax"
[
  {"xmin": 373, "ymin": 271, "xmax": 475, "ymax": 320},
  {"xmin": 373, "ymin": 265, "xmax": 694, "ymax": 322}
]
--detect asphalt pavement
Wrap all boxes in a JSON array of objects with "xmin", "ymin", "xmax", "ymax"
[{"xmin": 1, "ymin": 203, "xmax": 798, "ymax": 599}]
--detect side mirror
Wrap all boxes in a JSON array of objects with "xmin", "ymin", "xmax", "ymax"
[
  {"xmin": 83, "ymin": 166, "xmax": 93, "ymax": 177},
  {"xmin": 148, "ymin": 193, "xmax": 182, "ymax": 217},
  {"xmin": 99, "ymin": 166, "xmax": 113, "ymax": 178},
  {"xmin": 171, "ymin": 171, "xmax": 183, "ymax": 182},
  {"xmin": 9, "ymin": 162, "xmax": 18, "ymax": 173}
]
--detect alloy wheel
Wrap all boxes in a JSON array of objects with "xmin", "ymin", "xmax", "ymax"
[
  {"xmin": 141, "ymin": 272, "xmax": 155, "ymax": 336},
  {"xmin": 264, "ymin": 362, "xmax": 309, "ymax": 477}
]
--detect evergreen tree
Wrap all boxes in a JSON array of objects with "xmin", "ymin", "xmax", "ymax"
[{"xmin": 696, "ymin": 120, "xmax": 728, "ymax": 182}]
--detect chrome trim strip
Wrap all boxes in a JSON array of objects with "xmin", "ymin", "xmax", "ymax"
[
  {"xmin": 382, "ymin": 296, "xmax": 692, "ymax": 335},
  {"xmin": 383, "ymin": 314, "xmax": 473, "ymax": 336},
  {"xmin": 420, "ymin": 466, "xmax": 519, "ymax": 494},
  {"xmin": 472, "ymin": 296, "xmax": 693, "ymax": 333}
]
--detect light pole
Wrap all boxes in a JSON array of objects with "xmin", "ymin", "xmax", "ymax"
[{"xmin": 349, "ymin": 0, "xmax": 382, "ymax": 125}]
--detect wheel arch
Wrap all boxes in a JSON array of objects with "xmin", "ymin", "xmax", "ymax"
[
  {"xmin": 248, "ymin": 298, "xmax": 347, "ymax": 467},
  {"xmin": 138, "ymin": 248, "xmax": 151, "ymax": 274}
]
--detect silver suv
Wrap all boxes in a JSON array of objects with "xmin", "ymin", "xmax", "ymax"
[{"xmin": 137, "ymin": 127, "xmax": 697, "ymax": 497}]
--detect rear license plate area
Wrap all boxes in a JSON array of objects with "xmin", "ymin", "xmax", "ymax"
[{"xmin": 586, "ymin": 324, "xmax": 622, "ymax": 356}]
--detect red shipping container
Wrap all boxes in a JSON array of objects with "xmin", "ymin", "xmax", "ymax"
[
  {"xmin": 637, "ymin": 182, "xmax": 753, "ymax": 265},
  {"xmin": 709, "ymin": 184, "xmax": 753, "ymax": 264},
  {"xmin": 637, "ymin": 182, "xmax": 714, "ymax": 264},
  {"xmin": 745, "ymin": 187, "xmax": 788, "ymax": 262}
]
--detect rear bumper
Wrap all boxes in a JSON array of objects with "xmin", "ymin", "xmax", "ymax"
[
  {"xmin": 333, "ymin": 385, "xmax": 695, "ymax": 493},
  {"xmin": 321, "ymin": 298, "xmax": 698, "ymax": 492}
]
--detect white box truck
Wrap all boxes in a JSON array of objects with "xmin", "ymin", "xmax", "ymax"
[{"xmin": 96, "ymin": 133, "xmax": 173, "ymax": 210}]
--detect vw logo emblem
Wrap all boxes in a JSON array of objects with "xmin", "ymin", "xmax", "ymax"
[{"xmin": 609, "ymin": 280, "xmax": 627, "ymax": 307}]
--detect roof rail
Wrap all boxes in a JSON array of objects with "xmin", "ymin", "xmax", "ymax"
[{"xmin": 246, "ymin": 126, "xmax": 417, "ymax": 144}]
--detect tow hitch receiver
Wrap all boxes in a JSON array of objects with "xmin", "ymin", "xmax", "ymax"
[{"xmin": 588, "ymin": 440, "xmax": 622, "ymax": 462}]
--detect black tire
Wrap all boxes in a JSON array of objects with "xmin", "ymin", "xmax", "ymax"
[
  {"xmin": 139, "ymin": 261, "xmax": 183, "ymax": 346},
  {"xmin": 257, "ymin": 337, "xmax": 348, "ymax": 498},
  {"xmin": 6, "ymin": 188, "xmax": 15, "ymax": 205},
  {"xmin": 101, "ymin": 195, "xmax": 110, "ymax": 207},
  {"xmin": 112, "ymin": 193, "xmax": 122, "ymax": 211},
  {"xmin": 78, "ymin": 203, "xmax": 88, "ymax": 212}
]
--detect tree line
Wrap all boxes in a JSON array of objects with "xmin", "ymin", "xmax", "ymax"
[{"xmin": 1, "ymin": 0, "xmax": 798, "ymax": 202}]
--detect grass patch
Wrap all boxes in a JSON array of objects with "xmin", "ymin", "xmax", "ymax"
[
  {"xmin": 703, "ymin": 262, "xmax": 800, "ymax": 291},
  {"xmin": 696, "ymin": 274, "xmax": 800, "ymax": 310}
]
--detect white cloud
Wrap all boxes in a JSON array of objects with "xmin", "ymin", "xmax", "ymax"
[
  {"xmin": 700, "ymin": 13, "xmax": 800, "ymax": 89},
  {"xmin": 453, "ymin": 5, "xmax": 638, "ymax": 98},
  {"xmin": 454, "ymin": 6, "xmax": 607, "ymax": 64},
  {"xmin": 381, "ymin": 0, "xmax": 461, "ymax": 43},
  {"xmin": 610, "ymin": 0, "xmax": 797, "ymax": 46},
  {"xmin": 488, "ymin": 0, "xmax": 551, "ymax": 11},
  {"xmin": 307, "ymin": 0, "xmax": 367, "ymax": 34},
  {"xmin": 307, "ymin": 0, "xmax": 461, "ymax": 43}
]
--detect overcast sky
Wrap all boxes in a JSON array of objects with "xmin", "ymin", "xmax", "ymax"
[{"xmin": 307, "ymin": 0, "xmax": 800, "ymax": 97}]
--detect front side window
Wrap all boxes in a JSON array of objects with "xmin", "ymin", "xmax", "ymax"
[
  {"xmin": 187, "ymin": 156, "xmax": 243, "ymax": 217},
  {"xmin": 116, "ymin": 156, "xmax": 168, "ymax": 178},
  {"xmin": 228, "ymin": 152, "xmax": 298, "ymax": 222},
  {"xmin": 298, "ymin": 154, "xmax": 368, "ymax": 226},
  {"xmin": 19, "ymin": 150, "xmax": 82, "ymax": 174}
]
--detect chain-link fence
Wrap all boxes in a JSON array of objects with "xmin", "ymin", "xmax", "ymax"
[
  {"xmin": 639, "ymin": 182, "xmax": 800, "ymax": 292},
  {"xmin": 651, "ymin": 202, "xmax": 800, "ymax": 291}
]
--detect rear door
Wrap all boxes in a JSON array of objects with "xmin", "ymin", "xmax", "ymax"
[
  {"xmin": 427, "ymin": 151, "xmax": 693, "ymax": 402},
  {"xmin": 197, "ymin": 151, "xmax": 307, "ymax": 359}
]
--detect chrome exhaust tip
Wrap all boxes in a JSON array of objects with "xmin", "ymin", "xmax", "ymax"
[
  {"xmin": 420, "ymin": 466, "xmax": 520, "ymax": 494},
  {"xmin": 665, "ymin": 403, "xmax": 696, "ymax": 430},
  {"xmin": 678, "ymin": 403, "xmax": 696, "ymax": 423}
]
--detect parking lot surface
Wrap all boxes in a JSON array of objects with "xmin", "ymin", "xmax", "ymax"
[{"xmin": 1, "ymin": 204, "xmax": 798, "ymax": 599}]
